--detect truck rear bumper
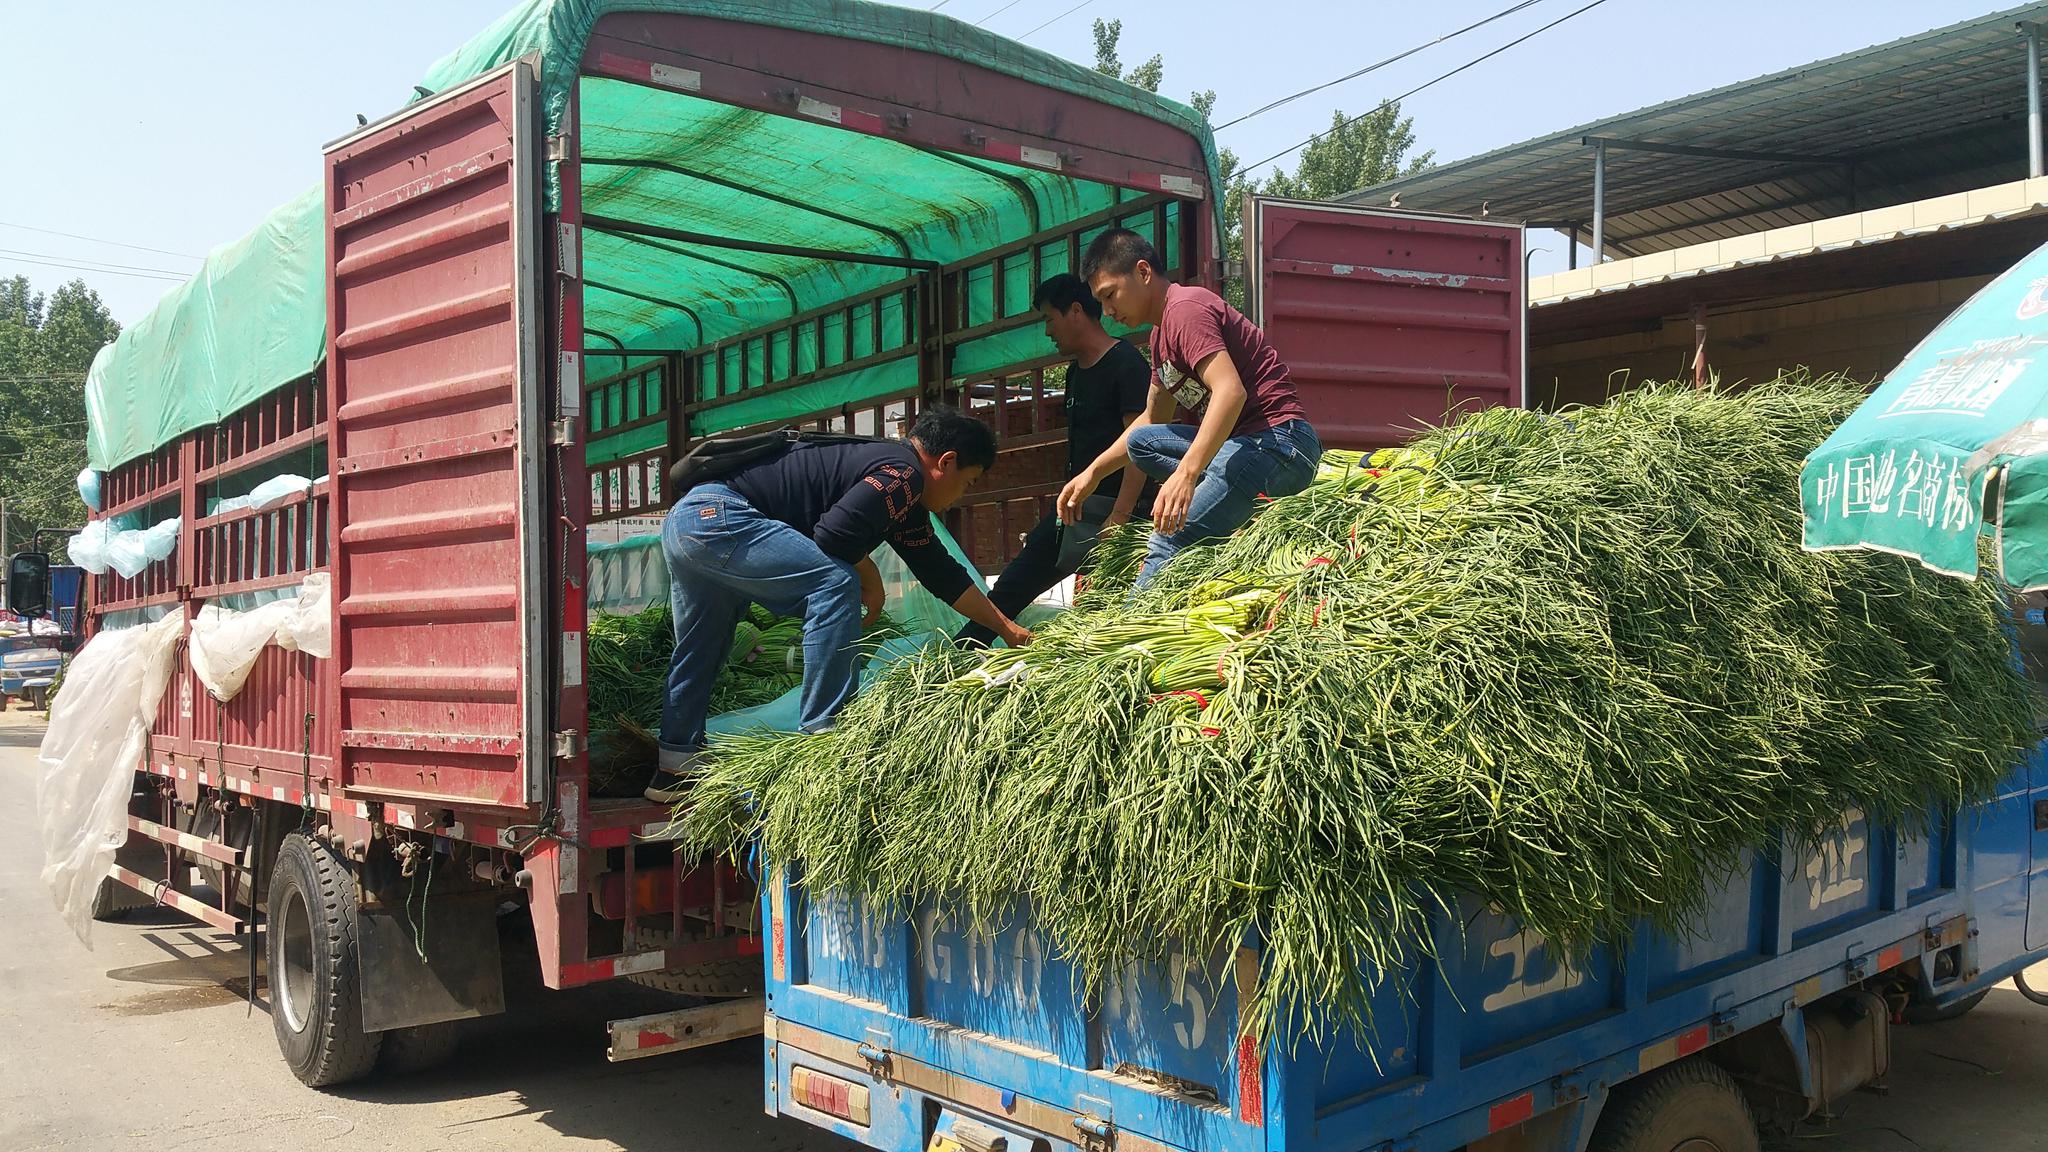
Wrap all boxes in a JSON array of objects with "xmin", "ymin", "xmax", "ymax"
[{"xmin": 766, "ymin": 1014, "xmax": 1188, "ymax": 1152}]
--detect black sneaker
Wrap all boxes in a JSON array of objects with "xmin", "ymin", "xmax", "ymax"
[{"xmin": 643, "ymin": 748, "xmax": 708, "ymax": 803}]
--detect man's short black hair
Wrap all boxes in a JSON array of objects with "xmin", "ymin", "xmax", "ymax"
[
  {"xmin": 909, "ymin": 406, "xmax": 998, "ymax": 472},
  {"xmin": 1081, "ymin": 227, "xmax": 1163, "ymax": 282},
  {"xmin": 1032, "ymin": 273, "xmax": 1103, "ymax": 321}
]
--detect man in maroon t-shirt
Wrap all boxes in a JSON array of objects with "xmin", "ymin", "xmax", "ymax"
[{"xmin": 1058, "ymin": 227, "xmax": 1323, "ymax": 586}]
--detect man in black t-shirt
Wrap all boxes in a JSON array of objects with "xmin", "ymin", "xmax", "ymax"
[
  {"xmin": 957, "ymin": 274, "xmax": 1152, "ymax": 647},
  {"xmin": 650, "ymin": 408, "xmax": 1031, "ymax": 801}
]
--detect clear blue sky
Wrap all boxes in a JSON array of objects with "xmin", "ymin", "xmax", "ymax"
[{"xmin": 0, "ymin": 0, "xmax": 2014, "ymax": 324}]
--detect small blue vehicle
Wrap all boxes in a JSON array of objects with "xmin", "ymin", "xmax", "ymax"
[
  {"xmin": 2, "ymin": 563, "xmax": 82, "ymax": 711},
  {"xmin": 0, "ymin": 630, "xmax": 62, "ymax": 711},
  {"xmin": 756, "ymin": 602, "xmax": 2048, "ymax": 1152}
]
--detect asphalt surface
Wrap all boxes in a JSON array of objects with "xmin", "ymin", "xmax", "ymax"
[{"xmin": 4, "ymin": 707, "xmax": 2048, "ymax": 1151}]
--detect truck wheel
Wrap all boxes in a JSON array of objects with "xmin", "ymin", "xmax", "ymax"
[
  {"xmin": 1590, "ymin": 1059, "xmax": 1761, "ymax": 1152},
  {"xmin": 268, "ymin": 832, "xmax": 382, "ymax": 1087},
  {"xmin": 376, "ymin": 1021, "xmax": 462, "ymax": 1075},
  {"xmin": 89, "ymin": 876, "xmax": 131, "ymax": 921},
  {"xmin": 1903, "ymin": 989, "xmax": 1988, "ymax": 1024},
  {"xmin": 624, "ymin": 922, "xmax": 762, "ymax": 997}
]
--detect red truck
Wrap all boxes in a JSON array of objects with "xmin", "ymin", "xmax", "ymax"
[{"xmin": 59, "ymin": 1, "xmax": 1524, "ymax": 1089}]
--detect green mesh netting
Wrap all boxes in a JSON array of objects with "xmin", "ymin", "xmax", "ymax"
[{"xmin": 84, "ymin": 0, "xmax": 1222, "ymax": 469}]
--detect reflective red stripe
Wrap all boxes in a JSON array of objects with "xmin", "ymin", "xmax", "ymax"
[
  {"xmin": 1675, "ymin": 1023, "xmax": 1711, "ymax": 1058},
  {"xmin": 560, "ymin": 957, "xmax": 617, "ymax": 984},
  {"xmin": 1236, "ymin": 1034, "xmax": 1264, "ymax": 1125},
  {"xmin": 1488, "ymin": 1092, "xmax": 1535, "ymax": 1132},
  {"xmin": 592, "ymin": 51, "xmax": 653, "ymax": 81}
]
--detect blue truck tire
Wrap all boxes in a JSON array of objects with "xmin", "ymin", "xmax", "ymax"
[{"xmin": 1588, "ymin": 1059, "xmax": 1761, "ymax": 1152}]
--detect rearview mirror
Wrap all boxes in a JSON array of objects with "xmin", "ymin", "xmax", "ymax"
[{"xmin": 7, "ymin": 552, "xmax": 50, "ymax": 619}]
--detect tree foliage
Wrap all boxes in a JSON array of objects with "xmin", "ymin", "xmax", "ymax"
[
  {"xmin": 0, "ymin": 276, "xmax": 116, "ymax": 561},
  {"xmin": 1086, "ymin": 21, "xmax": 1432, "ymax": 306}
]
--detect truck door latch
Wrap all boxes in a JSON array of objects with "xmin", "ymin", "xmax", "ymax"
[{"xmin": 1072, "ymin": 1114, "xmax": 1114, "ymax": 1152}]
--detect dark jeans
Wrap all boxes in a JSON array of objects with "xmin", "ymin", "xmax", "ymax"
[{"xmin": 955, "ymin": 493, "xmax": 1133, "ymax": 647}]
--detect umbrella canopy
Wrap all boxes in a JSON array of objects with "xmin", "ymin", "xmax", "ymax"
[{"xmin": 1801, "ymin": 239, "xmax": 2048, "ymax": 589}]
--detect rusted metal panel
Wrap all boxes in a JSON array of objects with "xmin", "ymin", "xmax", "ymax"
[
  {"xmin": 1245, "ymin": 198, "xmax": 1526, "ymax": 450},
  {"xmin": 323, "ymin": 61, "xmax": 546, "ymax": 810}
]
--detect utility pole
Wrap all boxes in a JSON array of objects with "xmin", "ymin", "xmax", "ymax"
[{"xmin": 0, "ymin": 496, "xmax": 9, "ymax": 611}]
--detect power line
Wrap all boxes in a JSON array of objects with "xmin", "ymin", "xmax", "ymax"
[
  {"xmin": 1241, "ymin": 0, "xmax": 1614, "ymax": 177},
  {"xmin": 1019, "ymin": 0, "xmax": 1094, "ymax": 39},
  {"xmin": 0, "ymin": 221, "xmax": 202, "ymax": 261},
  {"xmin": 975, "ymin": 0, "xmax": 1028, "ymax": 26},
  {"xmin": 0, "ymin": 254, "xmax": 189, "ymax": 283},
  {"xmin": 0, "ymin": 247, "xmax": 196, "ymax": 278},
  {"xmin": 1214, "ymin": 0, "xmax": 1547, "ymax": 131}
]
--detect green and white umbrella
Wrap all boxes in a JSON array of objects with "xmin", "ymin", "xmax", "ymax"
[{"xmin": 1801, "ymin": 239, "xmax": 2048, "ymax": 589}]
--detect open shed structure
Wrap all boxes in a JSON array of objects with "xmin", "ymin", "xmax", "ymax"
[{"xmin": 1346, "ymin": 2, "xmax": 2048, "ymax": 403}]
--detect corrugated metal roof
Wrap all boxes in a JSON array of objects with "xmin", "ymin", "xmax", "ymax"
[
  {"xmin": 1344, "ymin": 3, "xmax": 2048, "ymax": 256},
  {"xmin": 1530, "ymin": 175, "xmax": 2048, "ymax": 307}
]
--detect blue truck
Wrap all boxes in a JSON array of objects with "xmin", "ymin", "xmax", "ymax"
[{"xmin": 756, "ymin": 605, "xmax": 2048, "ymax": 1152}]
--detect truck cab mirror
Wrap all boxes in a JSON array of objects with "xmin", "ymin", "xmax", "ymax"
[{"xmin": 7, "ymin": 552, "xmax": 50, "ymax": 619}]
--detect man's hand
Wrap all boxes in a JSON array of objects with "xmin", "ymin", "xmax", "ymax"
[
  {"xmin": 1100, "ymin": 510, "xmax": 1129, "ymax": 529},
  {"xmin": 855, "ymin": 556, "xmax": 885, "ymax": 627},
  {"xmin": 1057, "ymin": 470, "xmax": 1101, "ymax": 525},
  {"xmin": 1000, "ymin": 620, "xmax": 1034, "ymax": 647},
  {"xmin": 1153, "ymin": 467, "xmax": 1200, "ymax": 536}
]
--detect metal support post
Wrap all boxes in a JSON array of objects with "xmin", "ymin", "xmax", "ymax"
[
  {"xmin": 1690, "ymin": 303, "xmax": 1708, "ymax": 389},
  {"xmin": 1590, "ymin": 139, "xmax": 1607, "ymax": 262},
  {"xmin": 2028, "ymin": 23, "xmax": 2045, "ymax": 178}
]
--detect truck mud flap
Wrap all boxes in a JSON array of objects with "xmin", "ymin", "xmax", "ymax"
[{"xmin": 355, "ymin": 890, "xmax": 506, "ymax": 1032}]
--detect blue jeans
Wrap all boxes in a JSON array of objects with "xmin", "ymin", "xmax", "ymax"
[
  {"xmin": 659, "ymin": 483, "xmax": 863, "ymax": 752},
  {"xmin": 1127, "ymin": 419, "xmax": 1322, "ymax": 587}
]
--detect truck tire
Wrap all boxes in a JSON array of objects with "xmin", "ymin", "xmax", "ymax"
[
  {"xmin": 1590, "ymin": 1059, "xmax": 1761, "ymax": 1152},
  {"xmin": 268, "ymin": 832, "xmax": 382, "ymax": 1087},
  {"xmin": 89, "ymin": 876, "xmax": 131, "ymax": 921},
  {"xmin": 376, "ymin": 1021, "xmax": 463, "ymax": 1075},
  {"xmin": 623, "ymin": 922, "xmax": 762, "ymax": 997},
  {"xmin": 1903, "ymin": 988, "xmax": 1988, "ymax": 1024}
]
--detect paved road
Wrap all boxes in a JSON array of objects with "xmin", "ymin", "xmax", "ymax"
[
  {"xmin": 5, "ymin": 708, "xmax": 2048, "ymax": 1151},
  {"xmin": 0, "ymin": 714, "xmax": 854, "ymax": 1152}
]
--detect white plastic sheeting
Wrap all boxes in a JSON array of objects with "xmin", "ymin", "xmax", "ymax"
[
  {"xmin": 188, "ymin": 573, "xmax": 331, "ymax": 703},
  {"xmin": 36, "ymin": 611, "xmax": 187, "ymax": 946},
  {"xmin": 206, "ymin": 473, "xmax": 312, "ymax": 518},
  {"xmin": 70, "ymin": 516, "xmax": 180, "ymax": 579}
]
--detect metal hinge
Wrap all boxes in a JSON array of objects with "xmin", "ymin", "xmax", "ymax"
[
  {"xmin": 552, "ymin": 416, "xmax": 579, "ymax": 446},
  {"xmin": 553, "ymin": 730, "xmax": 584, "ymax": 759},
  {"xmin": 545, "ymin": 134, "xmax": 570, "ymax": 162}
]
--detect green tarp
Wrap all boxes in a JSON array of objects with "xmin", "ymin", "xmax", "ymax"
[
  {"xmin": 87, "ymin": 0, "xmax": 1221, "ymax": 471},
  {"xmin": 84, "ymin": 188, "xmax": 326, "ymax": 469}
]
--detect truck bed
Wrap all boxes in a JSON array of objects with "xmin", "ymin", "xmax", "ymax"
[{"xmin": 759, "ymin": 749, "xmax": 2047, "ymax": 1152}]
